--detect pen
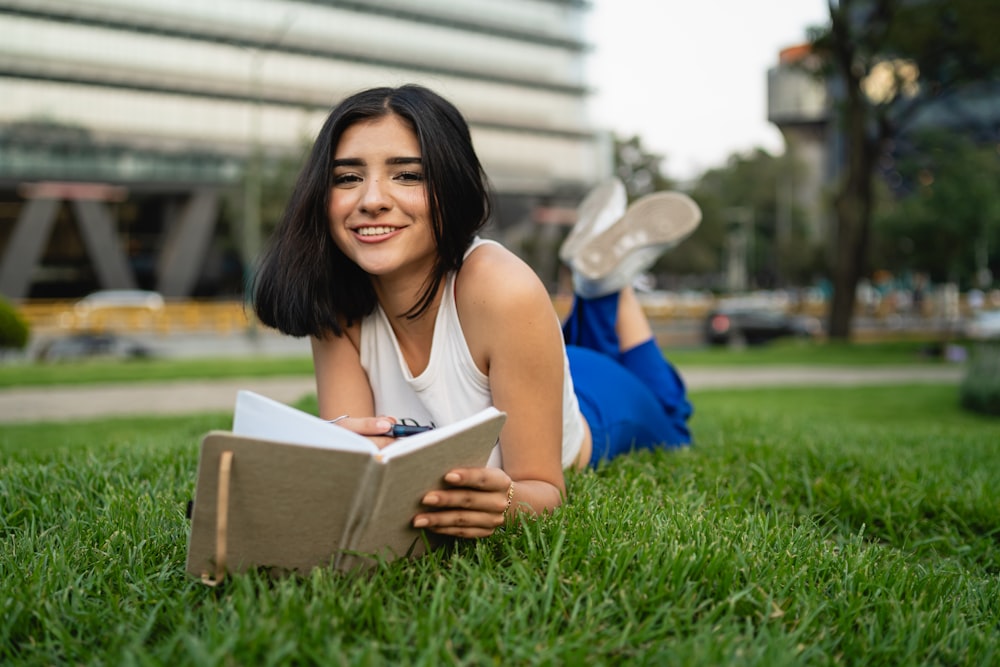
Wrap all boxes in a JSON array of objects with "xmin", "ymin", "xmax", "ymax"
[{"xmin": 389, "ymin": 423, "xmax": 434, "ymax": 437}]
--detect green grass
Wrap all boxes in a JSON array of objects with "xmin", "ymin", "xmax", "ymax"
[
  {"xmin": 1, "ymin": 339, "xmax": 959, "ymax": 388},
  {"xmin": 2, "ymin": 384, "xmax": 997, "ymax": 665},
  {"xmin": 0, "ymin": 355, "xmax": 315, "ymax": 388}
]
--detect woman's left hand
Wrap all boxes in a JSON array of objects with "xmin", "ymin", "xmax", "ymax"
[{"xmin": 413, "ymin": 467, "xmax": 513, "ymax": 538}]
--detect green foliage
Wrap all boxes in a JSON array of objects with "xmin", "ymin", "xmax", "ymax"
[
  {"xmin": 884, "ymin": 0, "xmax": 1000, "ymax": 84},
  {"xmin": 2, "ymin": 385, "xmax": 998, "ymax": 665},
  {"xmin": 959, "ymin": 343, "xmax": 1000, "ymax": 416},
  {"xmin": 874, "ymin": 130, "xmax": 1000, "ymax": 286},
  {"xmin": 691, "ymin": 148, "xmax": 823, "ymax": 286},
  {"xmin": 0, "ymin": 297, "xmax": 29, "ymax": 350},
  {"xmin": 809, "ymin": 0, "xmax": 1000, "ymax": 108}
]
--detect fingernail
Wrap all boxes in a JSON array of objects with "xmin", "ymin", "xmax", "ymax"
[
  {"xmin": 444, "ymin": 472, "xmax": 460, "ymax": 483},
  {"xmin": 413, "ymin": 517, "xmax": 428, "ymax": 528},
  {"xmin": 376, "ymin": 419, "xmax": 393, "ymax": 433},
  {"xmin": 423, "ymin": 494, "xmax": 438, "ymax": 505}
]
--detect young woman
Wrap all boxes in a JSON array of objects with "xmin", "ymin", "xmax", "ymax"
[{"xmin": 253, "ymin": 84, "xmax": 697, "ymax": 539}]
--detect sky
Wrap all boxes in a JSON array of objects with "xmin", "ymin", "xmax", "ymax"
[{"xmin": 586, "ymin": 0, "xmax": 831, "ymax": 182}]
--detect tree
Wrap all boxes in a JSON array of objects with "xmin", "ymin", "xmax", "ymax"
[
  {"xmin": 809, "ymin": 0, "xmax": 1000, "ymax": 339},
  {"xmin": 688, "ymin": 148, "xmax": 820, "ymax": 288},
  {"xmin": 874, "ymin": 130, "xmax": 1000, "ymax": 287}
]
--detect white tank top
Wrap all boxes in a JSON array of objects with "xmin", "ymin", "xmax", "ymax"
[{"xmin": 359, "ymin": 237, "xmax": 584, "ymax": 470}]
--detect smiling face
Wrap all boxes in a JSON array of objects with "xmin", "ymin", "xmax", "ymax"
[{"xmin": 328, "ymin": 113, "xmax": 437, "ymax": 284}]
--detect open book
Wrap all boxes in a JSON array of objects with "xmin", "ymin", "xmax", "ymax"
[{"xmin": 186, "ymin": 390, "xmax": 506, "ymax": 581}]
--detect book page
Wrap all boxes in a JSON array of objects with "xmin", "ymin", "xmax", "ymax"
[{"xmin": 232, "ymin": 390, "xmax": 375, "ymax": 454}]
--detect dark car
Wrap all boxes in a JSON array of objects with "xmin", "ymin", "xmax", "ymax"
[{"xmin": 704, "ymin": 307, "xmax": 821, "ymax": 346}]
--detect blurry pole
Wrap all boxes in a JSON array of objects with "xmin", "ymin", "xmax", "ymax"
[
  {"xmin": 243, "ymin": 51, "xmax": 261, "ymax": 299},
  {"xmin": 725, "ymin": 223, "xmax": 746, "ymax": 293},
  {"xmin": 975, "ymin": 239, "xmax": 991, "ymax": 289},
  {"xmin": 725, "ymin": 207, "xmax": 754, "ymax": 293},
  {"xmin": 776, "ymin": 178, "xmax": 792, "ymax": 285}
]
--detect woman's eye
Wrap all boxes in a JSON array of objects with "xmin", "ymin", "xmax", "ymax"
[
  {"xmin": 333, "ymin": 173, "xmax": 361, "ymax": 186},
  {"xmin": 396, "ymin": 171, "xmax": 424, "ymax": 183}
]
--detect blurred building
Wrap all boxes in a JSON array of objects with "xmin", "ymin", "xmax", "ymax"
[{"xmin": 0, "ymin": 0, "xmax": 608, "ymax": 300}]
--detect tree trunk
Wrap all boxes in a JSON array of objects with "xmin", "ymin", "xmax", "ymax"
[{"xmin": 828, "ymin": 90, "xmax": 877, "ymax": 340}]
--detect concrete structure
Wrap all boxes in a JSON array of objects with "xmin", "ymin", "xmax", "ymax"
[
  {"xmin": 766, "ymin": 44, "xmax": 832, "ymax": 246},
  {"xmin": 0, "ymin": 0, "xmax": 608, "ymax": 300}
]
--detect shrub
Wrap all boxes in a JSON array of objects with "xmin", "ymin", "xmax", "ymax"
[
  {"xmin": 959, "ymin": 342, "xmax": 1000, "ymax": 416},
  {"xmin": 0, "ymin": 296, "xmax": 29, "ymax": 351}
]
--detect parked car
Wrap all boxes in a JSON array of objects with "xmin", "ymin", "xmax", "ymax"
[
  {"xmin": 704, "ymin": 306, "xmax": 822, "ymax": 346},
  {"xmin": 963, "ymin": 310, "xmax": 1000, "ymax": 341},
  {"xmin": 35, "ymin": 332, "xmax": 156, "ymax": 362},
  {"xmin": 74, "ymin": 289, "xmax": 164, "ymax": 313}
]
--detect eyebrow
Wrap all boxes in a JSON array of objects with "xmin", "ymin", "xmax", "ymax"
[{"xmin": 331, "ymin": 157, "xmax": 422, "ymax": 168}]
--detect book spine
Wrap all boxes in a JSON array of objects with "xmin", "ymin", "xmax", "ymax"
[{"xmin": 335, "ymin": 459, "xmax": 387, "ymax": 569}]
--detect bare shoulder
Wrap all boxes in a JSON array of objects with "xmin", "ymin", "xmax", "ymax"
[
  {"xmin": 456, "ymin": 241, "xmax": 553, "ymax": 319},
  {"xmin": 456, "ymin": 241, "xmax": 560, "ymax": 376}
]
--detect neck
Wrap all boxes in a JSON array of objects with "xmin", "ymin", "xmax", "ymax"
[
  {"xmin": 373, "ymin": 274, "xmax": 444, "ymax": 377},
  {"xmin": 373, "ymin": 273, "xmax": 442, "ymax": 333}
]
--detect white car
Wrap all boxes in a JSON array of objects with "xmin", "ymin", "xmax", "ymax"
[
  {"xmin": 964, "ymin": 310, "xmax": 1000, "ymax": 341},
  {"xmin": 74, "ymin": 290, "xmax": 164, "ymax": 313}
]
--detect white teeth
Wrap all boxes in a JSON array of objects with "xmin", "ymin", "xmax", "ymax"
[{"xmin": 356, "ymin": 226, "xmax": 395, "ymax": 236}]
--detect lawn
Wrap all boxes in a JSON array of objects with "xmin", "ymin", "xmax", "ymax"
[{"xmin": 2, "ymin": 383, "xmax": 997, "ymax": 665}]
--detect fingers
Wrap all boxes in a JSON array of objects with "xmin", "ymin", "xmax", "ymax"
[
  {"xmin": 413, "ymin": 467, "xmax": 513, "ymax": 538},
  {"xmin": 441, "ymin": 467, "xmax": 511, "ymax": 493},
  {"xmin": 329, "ymin": 415, "xmax": 395, "ymax": 437},
  {"xmin": 421, "ymin": 486, "xmax": 509, "ymax": 514},
  {"xmin": 328, "ymin": 416, "xmax": 397, "ymax": 449},
  {"xmin": 412, "ymin": 510, "xmax": 504, "ymax": 538}
]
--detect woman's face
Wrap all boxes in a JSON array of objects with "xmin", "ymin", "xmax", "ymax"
[{"xmin": 328, "ymin": 113, "xmax": 436, "ymax": 284}]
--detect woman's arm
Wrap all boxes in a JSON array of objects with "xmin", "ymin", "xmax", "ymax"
[
  {"xmin": 412, "ymin": 244, "xmax": 567, "ymax": 537},
  {"xmin": 311, "ymin": 328, "xmax": 396, "ymax": 444}
]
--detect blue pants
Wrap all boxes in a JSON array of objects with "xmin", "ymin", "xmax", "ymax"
[{"xmin": 562, "ymin": 293, "xmax": 692, "ymax": 468}]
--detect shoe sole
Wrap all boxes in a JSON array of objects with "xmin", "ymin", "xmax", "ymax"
[
  {"xmin": 558, "ymin": 178, "xmax": 627, "ymax": 264},
  {"xmin": 573, "ymin": 191, "xmax": 702, "ymax": 280}
]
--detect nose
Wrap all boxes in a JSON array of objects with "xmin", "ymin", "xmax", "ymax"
[{"xmin": 359, "ymin": 177, "xmax": 390, "ymax": 215}]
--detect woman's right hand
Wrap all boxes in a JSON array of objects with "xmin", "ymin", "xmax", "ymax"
[{"xmin": 328, "ymin": 415, "xmax": 397, "ymax": 449}]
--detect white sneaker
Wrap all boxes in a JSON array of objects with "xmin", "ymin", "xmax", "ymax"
[
  {"xmin": 558, "ymin": 178, "xmax": 627, "ymax": 265},
  {"xmin": 571, "ymin": 191, "xmax": 702, "ymax": 299}
]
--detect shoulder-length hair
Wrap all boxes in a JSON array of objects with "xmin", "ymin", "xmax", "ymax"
[{"xmin": 252, "ymin": 84, "xmax": 493, "ymax": 338}]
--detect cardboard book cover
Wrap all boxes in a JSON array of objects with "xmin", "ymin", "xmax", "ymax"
[{"xmin": 186, "ymin": 391, "xmax": 505, "ymax": 580}]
